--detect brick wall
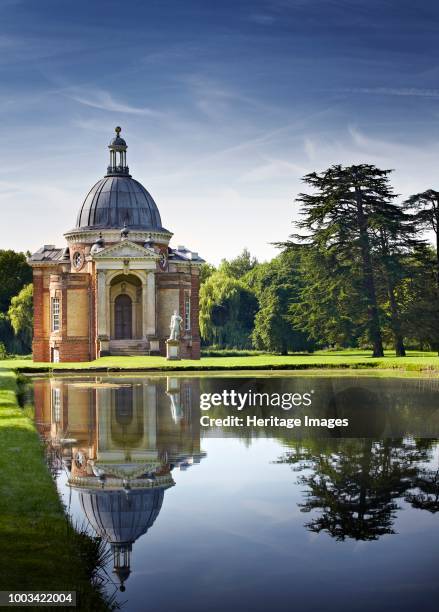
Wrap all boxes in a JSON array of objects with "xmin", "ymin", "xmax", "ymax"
[
  {"xmin": 32, "ymin": 269, "xmax": 51, "ymax": 362},
  {"xmin": 58, "ymin": 339, "xmax": 91, "ymax": 362},
  {"xmin": 33, "ymin": 267, "xmax": 94, "ymax": 363},
  {"xmin": 57, "ymin": 273, "xmax": 92, "ymax": 362}
]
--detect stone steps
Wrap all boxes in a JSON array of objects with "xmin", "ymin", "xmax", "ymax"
[
  {"xmin": 109, "ymin": 340, "xmax": 150, "ymax": 356},
  {"xmin": 109, "ymin": 351, "xmax": 150, "ymax": 356}
]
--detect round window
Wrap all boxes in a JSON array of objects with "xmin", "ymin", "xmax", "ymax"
[{"xmin": 72, "ymin": 251, "xmax": 83, "ymax": 269}]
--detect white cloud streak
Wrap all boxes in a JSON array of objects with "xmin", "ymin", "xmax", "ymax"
[
  {"xmin": 63, "ymin": 88, "xmax": 164, "ymax": 116},
  {"xmin": 338, "ymin": 87, "xmax": 439, "ymax": 99}
]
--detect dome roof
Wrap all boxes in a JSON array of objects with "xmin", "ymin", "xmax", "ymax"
[
  {"xmin": 79, "ymin": 488, "xmax": 165, "ymax": 544},
  {"xmin": 76, "ymin": 175, "xmax": 168, "ymax": 231},
  {"xmin": 109, "ymin": 136, "xmax": 127, "ymax": 148}
]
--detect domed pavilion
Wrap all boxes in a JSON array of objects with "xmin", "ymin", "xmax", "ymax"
[{"xmin": 29, "ymin": 127, "xmax": 203, "ymax": 362}]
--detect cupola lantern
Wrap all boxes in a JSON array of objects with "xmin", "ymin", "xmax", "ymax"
[{"xmin": 107, "ymin": 126, "xmax": 129, "ymax": 176}]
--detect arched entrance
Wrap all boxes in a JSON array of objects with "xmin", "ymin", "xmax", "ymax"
[{"xmin": 114, "ymin": 294, "xmax": 132, "ymax": 339}]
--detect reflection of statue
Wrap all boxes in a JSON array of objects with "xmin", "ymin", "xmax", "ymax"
[
  {"xmin": 167, "ymin": 391, "xmax": 183, "ymax": 424},
  {"xmin": 167, "ymin": 376, "xmax": 183, "ymax": 423},
  {"xmin": 169, "ymin": 310, "xmax": 182, "ymax": 341}
]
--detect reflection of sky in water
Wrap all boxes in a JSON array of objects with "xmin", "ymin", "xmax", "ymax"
[
  {"xmin": 34, "ymin": 376, "xmax": 439, "ymax": 612},
  {"xmin": 54, "ymin": 437, "xmax": 439, "ymax": 612},
  {"xmin": 123, "ymin": 438, "xmax": 438, "ymax": 612}
]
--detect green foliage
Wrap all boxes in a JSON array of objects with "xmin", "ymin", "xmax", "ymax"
[
  {"xmin": 0, "ymin": 313, "xmax": 14, "ymax": 352},
  {"xmin": 290, "ymin": 247, "xmax": 365, "ymax": 348},
  {"xmin": 219, "ymin": 248, "xmax": 258, "ymax": 279},
  {"xmin": 0, "ymin": 342, "xmax": 6, "ymax": 360},
  {"xmin": 0, "ymin": 250, "xmax": 32, "ymax": 313},
  {"xmin": 397, "ymin": 248, "xmax": 439, "ymax": 350},
  {"xmin": 404, "ymin": 189, "xmax": 439, "ymax": 238},
  {"xmin": 0, "ymin": 251, "xmax": 32, "ymax": 355},
  {"xmin": 247, "ymin": 250, "xmax": 312, "ymax": 354},
  {"xmin": 284, "ymin": 164, "xmax": 416, "ymax": 357},
  {"xmin": 8, "ymin": 283, "xmax": 33, "ymax": 352},
  {"xmin": 199, "ymin": 262, "xmax": 216, "ymax": 284},
  {"xmin": 199, "ymin": 271, "xmax": 258, "ymax": 348}
]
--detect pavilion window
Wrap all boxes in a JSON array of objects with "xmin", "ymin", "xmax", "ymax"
[
  {"xmin": 51, "ymin": 297, "xmax": 60, "ymax": 332},
  {"xmin": 184, "ymin": 291, "xmax": 191, "ymax": 331}
]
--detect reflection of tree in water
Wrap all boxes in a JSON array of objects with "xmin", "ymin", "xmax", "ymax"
[
  {"xmin": 406, "ymin": 468, "xmax": 439, "ymax": 513},
  {"xmin": 404, "ymin": 439, "xmax": 439, "ymax": 513},
  {"xmin": 278, "ymin": 438, "xmax": 438, "ymax": 541}
]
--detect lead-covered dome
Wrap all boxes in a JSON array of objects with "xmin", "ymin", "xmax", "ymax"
[
  {"xmin": 75, "ymin": 127, "xmax": 169, "ymax": 232},
  {"xmin": 76, "ymin": 175, "xmax": 166, "ymax": 230}
]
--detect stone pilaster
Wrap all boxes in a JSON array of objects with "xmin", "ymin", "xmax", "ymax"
[
  {"xmin": 145, "ymin": 271, "xmax": 156, "ymax": 336},
  {"xmin": 97, "ymin": 269, "xmax": 108, "ymax": 337}
]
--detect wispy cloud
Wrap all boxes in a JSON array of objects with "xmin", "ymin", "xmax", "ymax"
[
  {"xmin": 62, "ymin": 88, "xmax": 164, "ymax": 116},
  {"xmin": 179, "ymin": 74, "xmax": 285, "ymax": 120},
  {"xmin": 239, "ymin": 157, "xmax": 307, "ymax": 183},
  {"xmin": 338, "ymin": 87, "xmax": 439, "ymax": 99},
  {"xmin": 300, "ymin": 126, "xmax": 439, "ymax": 199}
]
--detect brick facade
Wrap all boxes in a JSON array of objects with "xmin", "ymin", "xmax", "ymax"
[
  {"xmin": 32, "ymin": 269, "xmax": 51, "ymax": 362},
  {"xmin": 31, "ymin": 258, "xmax": 201, "ymax": 362}
]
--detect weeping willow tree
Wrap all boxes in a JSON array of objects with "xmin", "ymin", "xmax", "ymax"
[
  {"xmin": 199, "ymin": 271, "xmax": 258, "ymax": 348},
  {"xmin": 8, "ymin": 283, "xmax": 33, "ymax": 353}
]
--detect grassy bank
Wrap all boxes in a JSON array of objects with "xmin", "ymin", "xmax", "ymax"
[
  {"xmin": 1, "ymin": 349, "xmax": 439, "ymax": 374},
  {"xmin": 0, "ymin": 370, "xmax": 113, "ymax": 610}
]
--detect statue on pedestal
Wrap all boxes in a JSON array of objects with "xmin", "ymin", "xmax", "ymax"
[
  {"xmin": 166, "ymin": 310, "xmax": 183, "ymax": 360},
  {"xmin": 169, "ymin": 310, "xmax": 183, "ymax": 341}
]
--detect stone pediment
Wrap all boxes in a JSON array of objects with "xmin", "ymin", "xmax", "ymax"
[{"xmin": 92, "ymin": 240, "xmax": 158, "ymax": 260}]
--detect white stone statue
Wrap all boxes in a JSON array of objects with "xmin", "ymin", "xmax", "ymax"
[{"xmin": 169, "ymin": 310, "xmax": 183, "ymax": 341}]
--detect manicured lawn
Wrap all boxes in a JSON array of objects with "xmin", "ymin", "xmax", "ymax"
[
  {"xmin": 1, "ymin": 349, "xmax": 439, "ymax": 373},
  {"xmin": 0, "ymin": 370, "xmax": 113, "ymax": 610}
]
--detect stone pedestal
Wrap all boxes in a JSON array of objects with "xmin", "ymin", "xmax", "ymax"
[
  {"xmin": 166, "ymin": 339, "xmax": 181, "ymax": 360},
  {"xmin": 149, "ymin": 338, "xmax": 160, "ymax": 356},
  {"xmin": 99, "ymin": 335, "xmax": 110, "ymax": 357}
]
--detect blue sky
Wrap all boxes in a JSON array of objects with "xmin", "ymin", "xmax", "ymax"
[{"xmin": 2, "ymin": 0, "xmax": 439, "ymax": 263}]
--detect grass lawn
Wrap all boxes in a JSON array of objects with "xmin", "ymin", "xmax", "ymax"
[
  {"xmin": 1, "ymin": 349, "xmax": 439, "ymax": 374},
  {"xmin": 0, "ymin": 370, "xmax": 113, "ymax": 610}
]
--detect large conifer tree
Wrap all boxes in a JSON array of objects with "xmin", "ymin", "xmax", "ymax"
[
  {"xmin": 404, "ymin": 189, "xmax": 439, "ymax": 291},
  {"xmin": 404, "ymin": 190, "xmax": 439, "ymax": 353},
  {"xmin": 289, "ymin": 164, "xmax": 404, "ymax": 357}
]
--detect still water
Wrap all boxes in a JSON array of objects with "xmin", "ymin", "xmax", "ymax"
[{"xmin": 30, "ymin": 374, "xmax": 439, "ymax": 612}]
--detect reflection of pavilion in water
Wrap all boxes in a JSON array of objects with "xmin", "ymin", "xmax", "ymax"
[{"xmin": 34, "ymin": 376, "xmax": 205, "ymax": 591}]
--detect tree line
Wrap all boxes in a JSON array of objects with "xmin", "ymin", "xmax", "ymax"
[
  {"xmin": 0, "ymin": 250, "xmax": 33, "ymax": 357},
  {"xmin": 200, "ymin": 164, "xmax": 439, "ymax": 355}
]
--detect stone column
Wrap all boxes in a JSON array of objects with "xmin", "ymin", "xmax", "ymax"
[
  {"xmin": 142, "ymin": 278, "xmax": 148, "ymax": 339},
  {"xmin": 145, "ymin": 271, "xmax": 156, "ymax": 336},
  {"xmin": 97, "ymin": 269, "xmax": 108, "ymax": 337},
  {"xmin": 96, "ymin": 269, "xmax": 110, "ymax": 356}
]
